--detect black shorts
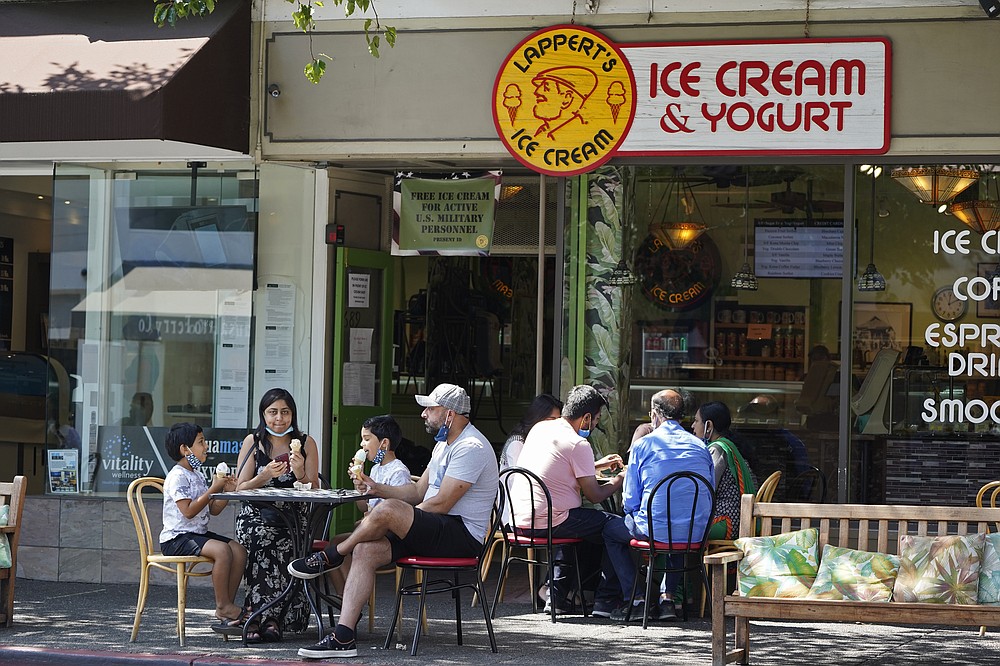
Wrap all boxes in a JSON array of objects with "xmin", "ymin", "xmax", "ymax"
[
  {"xmin": 387, "ymin": 508, "xmax": 481, "ymax": 562},
  {"xmin": 160, "ymin": 530, "xmax": 231, "ymax": 557}
]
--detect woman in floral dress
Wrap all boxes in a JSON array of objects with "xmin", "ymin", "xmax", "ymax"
[{"xmin": 235, "ymin": 388, "xmax": 320, "ymax": 642}]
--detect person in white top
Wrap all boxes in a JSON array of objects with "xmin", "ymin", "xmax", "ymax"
[
  {"xmin": 289, "ymin": 383, "xmax": 498, "ymax": 659},
  {"xmin": 325, "ymin": 415, "xmax": 415, "ymax": 595},
  {"xmin": 159, "ymin": 422, "xmax": 246, "ymax": 632}
]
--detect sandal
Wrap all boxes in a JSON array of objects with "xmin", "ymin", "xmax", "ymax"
[
  {"xmin": 260, "ymin": 619, "xmax": 283, "ymax": 643},
  {"xmin": 244, "ymin": 622, "xmax": 264, "ymax": 644},
  {"xmin": 211, "ymin": 608, "xmax": 250, "ymax": 636}
]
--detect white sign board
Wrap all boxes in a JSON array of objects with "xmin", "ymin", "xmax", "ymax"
[{"xmin": 617, "ymin": 38, "xmax": 889, "ymax": 155}]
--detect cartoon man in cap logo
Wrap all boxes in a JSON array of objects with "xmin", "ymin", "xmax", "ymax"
[
  {"xmin": 530, "ymin": 66, "xmax": 598, "ymax": 140},
  {"xmin": 493, "ymin": 25, "xmax": 635, "ymax": 177}
]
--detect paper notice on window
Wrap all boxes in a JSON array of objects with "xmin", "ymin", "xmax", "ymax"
[
  {"xmin": 348, "ymin": 273, "xmax": 370, "ymax": 308},
  {"xmin": 349, "ymin": 328, "xmax": 373, "ymax": 363},
  {"xmin": 264, "ymin": 282, "xmax": 295, "ymax": 326},
  {"xmin": 342, "ymin": 362, "xmax": 375, "ymax": 406},
  {"xmin": 48, "ymin": 449, "xmax": 79, "ymax": 494}
]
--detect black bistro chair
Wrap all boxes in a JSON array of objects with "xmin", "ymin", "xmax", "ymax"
[
  {"xmin": 382, "ymin": 489, "xmax": 502, "ymax": 656},
  {"xmin": 625, "ymin": 470, "xmax": 715, "ymax": 629},
  {"xmin": 492, "ymin": 467, "xmax": 588, "ymax": 622}
]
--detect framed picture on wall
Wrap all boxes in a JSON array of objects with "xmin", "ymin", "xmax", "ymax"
[
  {"xmin": 852, "ymin": 301, "xmax": 912, "ymax": 367},
  {"xmin": 977, "ymin": 263, "xmax": 1000, "ymax": 318}
]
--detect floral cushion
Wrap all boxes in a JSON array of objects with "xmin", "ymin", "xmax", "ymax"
[
  {"xmin": 978, "ymin": 533, "xmax": 1000, "ymax": 606},
  {"xmin": 894, "ymin": 534, "xmax": 985, "ymax": 604},
  {"xmin": 734, "ymin": 528, "xmax": 819, "ymax": 598},
  {"xmin": 805, "ymin": 544, "xmax": 900, "ymax": 602}
]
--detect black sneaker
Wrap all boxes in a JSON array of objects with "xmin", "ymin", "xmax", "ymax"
[
  {"xmin": 297, "ymin": 632, "xmax": 358, "ymax": 659},
  {"xmin": 591, "ymin": 599, "xmax": 618, "ymax": 618},
  {"xmin": 288, "ymin": 550, "xmax": 343, "ymax": 580},
  {"xmin": 610, "ymin": 600, "xmax": 645, "ymax": 622},
  {"xmin": 650, "ymin": 599, "xmax": 678, "ymax": 621}
]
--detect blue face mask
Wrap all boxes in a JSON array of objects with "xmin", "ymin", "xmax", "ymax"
[
  {"xmin": 373, "ymin": 447, "xmax": 386, "ymax": 465},
  {"xmin": 433, "ymin": 413, "xmax": 452, "ymax": 443},
  {"xmin": 577, "ymin": 429, "xmax": 590, "ymax": 439},
  {"xmin": 185, "ymin": 452, "xmax": 203, "ymax": 470},
  {"xmin": 265, "ymin": 426, "xmax": 293, "ymax": 437}
]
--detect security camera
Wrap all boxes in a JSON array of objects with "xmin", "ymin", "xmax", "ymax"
[{"xmin": 267, "ymin": 84, "xmax": 281, "ymax": 98}]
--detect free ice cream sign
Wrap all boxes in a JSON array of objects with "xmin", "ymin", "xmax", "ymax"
[{"xmin": 494, "ymin": 27, "xmax": 890, "ymax": 175}]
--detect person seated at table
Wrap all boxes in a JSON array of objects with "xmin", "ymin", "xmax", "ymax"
[
  {"xmin": 287, "ymin": 383, "xmax": 498, "ymax": 659},
  {"xmin": 234, "ymin": 388, "xmax": 320, "ymax": 643},
  {"xmin": 692, "ymin": 401, "xmax": 756, "ymax": 540},
  {"xmin": 325, "ymin": 414, "xmax": 415, "ymax": 595},
  {"xmin": 601, "ymin": 389, "xmax": 714, "ymax": 622},
  {"xmin": 158, "ymin": 422, "xmax": 247, "ymax": 632},
  {"xmin": 511, "ymin": 384, "xmax": 623, "ymax": 616},
  {"xmin": 498, "ymin": 392, "xmax": 563, "ymax": 470}
]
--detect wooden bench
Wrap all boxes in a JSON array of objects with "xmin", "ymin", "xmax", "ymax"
[
  {"xmin": 0, "ymin": 476, "xmax": 26, "ymax": 627},
  {"xmin": 705, "ymin": 494, "xmax": 1000, "ymax": 666}
]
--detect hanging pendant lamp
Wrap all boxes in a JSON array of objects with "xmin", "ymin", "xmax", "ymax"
[
  {"xmin": 858, "ymin": 170, "xmax": 886, "ymax": 292},
  {"xmin": 731, "ymin": 170, "xmax": 758, "ymax": 290}
]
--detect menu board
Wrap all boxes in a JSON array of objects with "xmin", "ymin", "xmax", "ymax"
[{"xmin": 754, "ymin": 219, "xmax": 844, "ymax": 278}]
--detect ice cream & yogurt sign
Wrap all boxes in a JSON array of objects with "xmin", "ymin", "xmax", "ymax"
[{"xmin": 493, "ymin": 26, "xmax": 890, "ymax": 176}]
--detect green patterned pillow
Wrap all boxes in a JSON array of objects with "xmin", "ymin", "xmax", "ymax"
[
  {"xmin": 734, "ymin": 528, "xmax": 819, "ymax": 598},
  {"xmin": 805, "ymin": 544, "xmax": 900, "ymax": 601},
  {"xmin": 894, "ymin": 534, "xmax": 985, "ymax": 604},
  {"xmin": 978, "ymin": 533, "xmax": 1000, "ymax": 606}
]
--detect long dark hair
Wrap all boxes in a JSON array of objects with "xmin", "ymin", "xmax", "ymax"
[
  {"xmin": 253, "ymin": 387, "xmax": 306, "ymax": 457},
  {"xmin": 511, "ymin": 393, "xmax": 563, "ymax": 439}
]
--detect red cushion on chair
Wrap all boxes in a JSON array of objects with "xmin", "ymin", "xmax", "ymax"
[
  {"xmin": 312, "ymin": 540, "xmax": 330, "ymax": 551},
  {"xmin": 507, "ymin": 535, "xmax": 585, "ymax": 546},
  {"xmin": 397, "ymin": 556, "xmax": 480, "ymax": 567},
  {"xmin": 629, "ymin": 538, "xmax": 702, "ymax": 551}
]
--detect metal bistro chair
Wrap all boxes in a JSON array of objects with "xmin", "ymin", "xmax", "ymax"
[
  {"xmin": 492, "ymin": 467, "xmax": 588, "ymax": 622},
  {"xmin": 626, "ymin": 470, "xmax": 715, "ymax": 629},
  {"xmin": 126, "ymin": 477, "xmax": 214, "ymax": 647},
  {"xmin": 383, "ymin": 489, "xmax": 502, "ymax": 656}
]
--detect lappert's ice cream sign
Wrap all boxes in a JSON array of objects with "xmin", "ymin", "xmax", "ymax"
[{"xmin": 493, "ymin": 26, "xmax": 890, "ymax": 176}]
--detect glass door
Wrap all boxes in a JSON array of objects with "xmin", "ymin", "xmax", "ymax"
[{"xmin": 330, "ymin": 247, "xmax": 393, "ymax": 529}]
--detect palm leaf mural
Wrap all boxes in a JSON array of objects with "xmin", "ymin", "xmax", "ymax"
[{"xmin": 579, "ymin": 166, "xmax": 637, "ymax": 458}]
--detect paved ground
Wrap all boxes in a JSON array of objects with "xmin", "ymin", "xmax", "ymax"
[{"xmin": 2, "ymin": 571, "xmax": 1000, "ymax": 665}]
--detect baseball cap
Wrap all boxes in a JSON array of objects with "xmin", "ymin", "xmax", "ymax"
[{"xmin": 415, "ymin": 383, "xmax": 471, "ymax": 415}]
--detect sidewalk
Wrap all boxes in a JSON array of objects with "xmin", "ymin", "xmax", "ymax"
[{"xmin": 2, "ymin": 572, "xmax": 999, "ymax": 665}]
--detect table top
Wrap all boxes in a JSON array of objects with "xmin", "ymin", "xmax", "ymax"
[{"xmin": 212, "ymin": 487, "xmax": 369, "ymax": 504}]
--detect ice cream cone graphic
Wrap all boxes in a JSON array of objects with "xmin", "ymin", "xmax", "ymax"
[
  {"xmin": 606, "ymin": 81, "xmax": 626, "ymax": 123},
  {"xmin": 503, "ymin": 84, "xmax": 522, "ymax": 123}
]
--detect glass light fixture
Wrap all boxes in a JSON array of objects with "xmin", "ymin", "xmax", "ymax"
[
  {"xmin": 607, "ymin": 258, "xmax": 639, "ymax": 286},
  {"xmin": 949, "ymin": 172, "xmax": 1000, "ymax": 233},
  {"xmin": 646, "ymin": 168, "xmax": 708, "ymax": 250},
  {"xmin": 858, "ymin": 171, "xmax": 886, "ymax": 292},
  {"xmin": 731, "ymin": 172, "xmax": 758, "ymax": 290},
  {"xmin": 890, "ymin": 166, "xmax": 979, "ymax": 206}
]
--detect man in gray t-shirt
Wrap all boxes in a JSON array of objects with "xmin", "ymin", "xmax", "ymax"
[{"xmin": 289, "ymin": 383, "xmax": 499, "ymax": 659}]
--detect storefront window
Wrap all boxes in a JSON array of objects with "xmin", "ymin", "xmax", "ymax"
[
  {"xmin": 848, "ymin": 163, "xmax": 1000, "ymax": 506},
  {"xmin": 563, "ymin": 164, "xmax": 848, "ymax": 500},
  {"xmin": 47, "ymin": 164, "xmax": 256, "ymax": 495}
]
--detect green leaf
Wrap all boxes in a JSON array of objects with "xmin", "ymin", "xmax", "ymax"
[
  {"xmin": 304, "ymin": 58, "xmax": 327, "ymax": 84},
  {"xmin": 386, "ymin": 27, "xmax": 397, "ymax": 47}
]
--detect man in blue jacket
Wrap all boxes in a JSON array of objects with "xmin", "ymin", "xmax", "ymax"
[{"xmin": 596, "ymin": 388, "xmax": 714, "ymax": 621}]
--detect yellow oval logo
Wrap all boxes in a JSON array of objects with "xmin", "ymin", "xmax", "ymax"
[{"xmin": 493, "ymin": 25, "xmax": 635, "ymax": 177}]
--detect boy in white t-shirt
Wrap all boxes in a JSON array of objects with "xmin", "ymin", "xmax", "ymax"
[
  {"xmin": 304, "ymin": 415, "xmax": 414, "ymax": 593},
  {"xmin": 159, "ymin": 422, "xmax": 247, "ymax": 632}
]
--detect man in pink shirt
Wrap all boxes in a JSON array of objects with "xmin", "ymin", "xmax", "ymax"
[{"xmin": 510, "ymin": 385, "xmax": 623, "ymax": 615}]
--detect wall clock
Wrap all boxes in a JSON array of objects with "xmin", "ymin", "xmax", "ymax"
[{"xmin": 931, "ymin": 285, "xmax": 967, "ymax": 322}]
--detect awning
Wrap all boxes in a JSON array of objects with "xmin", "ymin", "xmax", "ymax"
[{"xmin": 0, "ymin": 0, "xmax": 250, "ymax": 154}]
